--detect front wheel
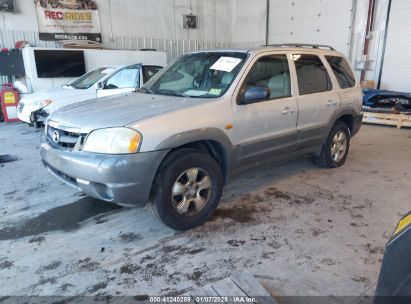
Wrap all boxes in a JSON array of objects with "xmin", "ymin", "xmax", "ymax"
[
  {"xmin": 149, "ymin": 149, "xmax": 223, "ymax": 230},
  {"xmin": 316, "ymin": 121, "xmax": 350, "ymax": 168}
]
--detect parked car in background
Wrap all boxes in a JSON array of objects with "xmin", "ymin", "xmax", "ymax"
[
  {"xmin": 18, "ymin": 64, "xmax": 162, "ymax": 127},
  {"xmin": 41, "ymin": 45, "xmax": 362, "ymax": 229}
]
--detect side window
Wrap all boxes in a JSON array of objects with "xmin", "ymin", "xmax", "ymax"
[
  {"xmin": 142, "ymin": 66, "xmax": 162, "ymax": 83},
  {"xmin": 294, "ymin": 54, "xmax": 332, "ymax": 95},
  {"xmin": 105, "ymin": 67, "xmax": 139, "ymax": 89},
  {"xmin": 242, "ymin": 54, "xmax": 291, "ymax": 100},
  {"xmin": 325, "ymin": 56, "xmax": 356, "ymax": 89}
]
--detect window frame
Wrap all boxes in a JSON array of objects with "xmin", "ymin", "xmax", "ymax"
[
  {"xmin": 104, "ymin": 65, "xmax": 141, "ymax": 90},
  {"xmin": 236, "ymin": 53, "xmax": 293, "ymax": 105},
  {"xmin": 291, "ymin": 53, "xmax": 334, "ymax": 96},
  {"xmin": 142, "ymin": 65, "xmax": 163, "ymax": 83}
]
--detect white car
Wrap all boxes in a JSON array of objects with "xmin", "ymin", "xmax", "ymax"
[{"xmin": 17, "ymin": 64, "xmax": 162, "ymax": 127}]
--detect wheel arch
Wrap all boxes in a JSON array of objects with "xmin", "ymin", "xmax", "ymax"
[
  {"xmin": 329, "ymin": 109, "xmax": 359, "ymax": 137},
  {"xmin": 154, "ymin": 128, "xmax": 234, "ymax": 182}
]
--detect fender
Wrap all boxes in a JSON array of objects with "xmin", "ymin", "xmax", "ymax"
[
  {"xmin": 327, "ymin": 108, "xmax": 363, "ymax": 138},
  {"xmin": 155, "ymin": 127, "xmax": 237, "ymax": 173}
]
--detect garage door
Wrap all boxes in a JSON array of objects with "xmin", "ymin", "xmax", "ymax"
[
  {"xmin": 379, "ymin": 0, "xmax": 411, "ymax": 92},
  {"xmin": 268, "ymin": 0, "xmax": 354, "ymax": 55}
]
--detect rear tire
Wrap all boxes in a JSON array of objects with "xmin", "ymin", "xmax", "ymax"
[
  {"xmin": 149, "ymin": 148, "xmax": 223, "ymax": 230},
  {"xmin": 316, "ymin": 121, "xmax": 350, "ymax": 168}
]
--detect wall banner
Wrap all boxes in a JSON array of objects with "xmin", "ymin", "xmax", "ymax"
[{"xmin": 34, "ymin": 0, "xmax": 101, "ymax": 42}]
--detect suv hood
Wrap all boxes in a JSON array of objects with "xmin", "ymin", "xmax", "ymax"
[{"xmin": 48, "ymin": 92, "xmax": 208, "ymax": 133}]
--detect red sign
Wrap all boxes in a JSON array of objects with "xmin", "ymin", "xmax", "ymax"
[{"xmin": 1, "ymin": 84, "xmax": 20, "ymax": 123}]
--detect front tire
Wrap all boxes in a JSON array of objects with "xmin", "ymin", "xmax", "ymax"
[
  {"xmin": 316, "ymin": 121, "xmax": 350, "ymax": 168},
  {"xmin": 149, "ymin": 149, "xmax": 223, "ymax": 230}
]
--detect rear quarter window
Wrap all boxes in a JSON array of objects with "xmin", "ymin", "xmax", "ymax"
[{"xmin": 325, "ymin": 56, "xmax": 356, "ymax": 89}]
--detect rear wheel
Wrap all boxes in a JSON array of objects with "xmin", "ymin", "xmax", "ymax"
[
  {"xmin": 149, "ymin": 149, "xmax": 223, "ymax": 230},
  {"xmin": 316, "ymin": 121, "xmax": 350, "ymax": 168}
]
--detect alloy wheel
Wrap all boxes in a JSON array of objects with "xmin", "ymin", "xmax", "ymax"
[{"xmin": 171, "ymin": 167, "xmax": 212, "ymax": 216}]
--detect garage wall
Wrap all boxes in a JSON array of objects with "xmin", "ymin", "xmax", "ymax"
[
  {"xmin": 267, "ymin": 0, "xmax": 355, "ymax": 55},
  {"xmin": 231, "ymin": 0, "xmax": 267, "ymax": 47},
  {"xmin": 0, "ymin": 0, "xmax": 234, "ymax": 46},
  {"xmin": 379, "ymin": 0, "xmax": 411, "ymax": 91},
  {"xmin": 96, "ymin": 0, "xmax": 233, "ymax": 42}
]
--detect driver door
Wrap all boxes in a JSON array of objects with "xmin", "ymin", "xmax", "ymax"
[
  {"xmin": 233, "ymin": 53, "xmax": 299, "ymax": 168},
  {"xmin": 97, "ymin": 66, "xmax": 140, "ymax": 98}
]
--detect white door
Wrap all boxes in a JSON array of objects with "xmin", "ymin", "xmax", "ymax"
[
  {"xmin": 268, "ymin": 0, "xmax": 354, "ymax": 55},
  {"xmin": 233, "ymin": 53, "xmax": 298, "ymax": 167},
  {"xmin": 379, "ymin": 0, "xmax": 411, "ymax": 92},
  {"xmin": 97, "ymin": 66, "xmax": 140, "ymax": 98},
  {"xmin": 290, "ymin": 53, "xmax": 341, "ymax": 150}
]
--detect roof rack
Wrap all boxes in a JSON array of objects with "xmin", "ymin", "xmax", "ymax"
[{"xmin": 265, "ymin": 43, "xmax": 335, "ymax": 51}]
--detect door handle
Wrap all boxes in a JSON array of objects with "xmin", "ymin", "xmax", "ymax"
[
  {"xmin": 281, "ymin": 107, "xmax": 295, "ymax": 115},
  {"xmin": 326, "ymin": 100, "xmax": 338, "ymax": 107}
]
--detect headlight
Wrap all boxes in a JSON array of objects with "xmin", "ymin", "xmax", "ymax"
[
  {"xmin": 83, "ymin": 128, "xmax": 142, "ymax": 154},
  {"xmin": 40, "ymin": 99, "xmax": 53, "ymax": 108}
]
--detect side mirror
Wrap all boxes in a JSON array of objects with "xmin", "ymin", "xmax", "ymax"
[
  {"xmin": 96, "ymin": 82, "xmax": 104, "ymax": 89},
  {"xmin": 240, "ymin": 86, "xmax": 270, "ymax": 104}
]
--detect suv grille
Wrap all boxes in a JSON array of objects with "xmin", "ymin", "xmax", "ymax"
[{"xmin": 46, "ymin": 125, "xmax": 86, "ymax": 150}]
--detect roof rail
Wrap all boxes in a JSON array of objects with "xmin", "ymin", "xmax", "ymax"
[{"xmin": 265, "ymin": 43, "xmax": 336, "ymax": 51}]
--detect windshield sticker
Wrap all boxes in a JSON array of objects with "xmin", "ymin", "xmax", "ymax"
[
  {"xmin": 209, "ymin": 88, "xmax": 222, "ymax": 96},
  {"xmin": 210, "ymin": 57, "xmax": 242, "ymax": 72},
  {"xmin": 184, "ymin": 90, "xmax": 209, "ymax": 97}
]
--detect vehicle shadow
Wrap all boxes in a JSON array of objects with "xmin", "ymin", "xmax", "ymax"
[
  {"xmin": 0, "ymin": 197, "xmax": 122, "ymax": 241},
  {"xmin": 221, "ymin": 155, "xmax": 320, "ymax": 202}
]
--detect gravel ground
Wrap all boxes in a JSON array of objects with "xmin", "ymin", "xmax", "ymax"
[{"xmin": 0, "ymin": 123, "xmax": 410, "ymax": 298}]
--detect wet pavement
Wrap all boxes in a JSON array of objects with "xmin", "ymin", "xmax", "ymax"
[{"xmin": 0, "ymin": 123, "xmax": 410, "ymax": 297}]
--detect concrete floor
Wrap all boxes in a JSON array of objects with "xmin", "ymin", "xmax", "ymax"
[{"xmin": 0, "ymin": 123, "xmax": 410, "ymax": 298}]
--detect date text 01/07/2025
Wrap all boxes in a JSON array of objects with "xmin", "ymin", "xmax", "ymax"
[{"xmin": 149, "ymin": 296, "xmax": 257, "ymax": 303}]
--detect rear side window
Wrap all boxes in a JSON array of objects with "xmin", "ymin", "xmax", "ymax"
[
  {"xmin": 326, "ymin": 56, "xmax": 356, "ymax": 89},
  {"xmin": 294, "ymin": 54, "xmax": 332, "ymax": 95}
]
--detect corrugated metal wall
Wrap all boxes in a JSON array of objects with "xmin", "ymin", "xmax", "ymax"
[{"xmin": 379, "ymin": 0, "xmax": 411, "ymax": 92}]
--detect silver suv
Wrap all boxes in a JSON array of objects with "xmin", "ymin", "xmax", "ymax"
[{"xmin": 41, "ymin": 44, "xmax": 363, "ymax": 229}]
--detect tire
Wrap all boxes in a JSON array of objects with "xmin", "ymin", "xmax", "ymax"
[
  {"xmin": 149, "ymin": 148, "xmax": 223, "ymax": 230},
  {"xmin": 316, "ymin": 121, "xmax": 350, "ymax": 168}
]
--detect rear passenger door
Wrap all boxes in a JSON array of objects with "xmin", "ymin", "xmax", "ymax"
[
  {"xmin": 325, "ymin": 56, "xmax": 362, "ymax": 113},
  {"xmin": 233, "ymin": 53, "xmax": 299, "ymax": 167},
  {"xmin": 291, "ymin": 54, "xmax": 341, "ymax": 150}
]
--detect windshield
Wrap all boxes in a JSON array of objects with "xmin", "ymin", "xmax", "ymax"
[
  {"xmin": 67, "ymin": 67, "xmax": 112, "ymax": 89},
  {"xmin": 143, "ymin": 52, "xmax": 248, "ymax": 98}
]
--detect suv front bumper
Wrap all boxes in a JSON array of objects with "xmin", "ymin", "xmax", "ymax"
[{"xmin": 40, "ymin": 142, "xmax": 169, "ymax": 207}]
